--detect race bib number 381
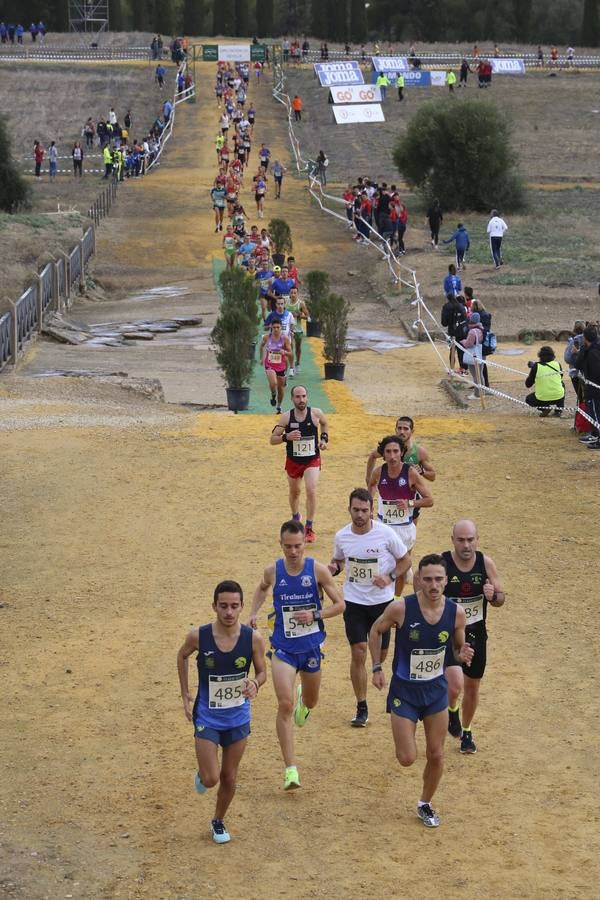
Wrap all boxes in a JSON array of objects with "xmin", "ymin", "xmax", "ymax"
[
  {"xmin": 409, "ymin": 647, "xmax": 445, "ymax": 681},
  {"xmin": 348, "ymin": 557, "xmax": 379, "ymax": 584},
  {"xmin": 208, "ymin": 674, "xmax": 246, "ymax": 708}
]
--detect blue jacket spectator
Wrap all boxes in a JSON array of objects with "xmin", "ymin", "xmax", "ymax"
[
  {"xmin": 443, "ymin": 224, "xmax": 470, "ymax": 269},
  {"xmin": 443, "ymin": 264, "xmax": 462, "ymax": 297}
]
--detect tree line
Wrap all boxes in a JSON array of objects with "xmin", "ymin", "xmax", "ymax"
[{"xmin": 3, "ymin": 0, "xmax": 599, "ymax": 47}]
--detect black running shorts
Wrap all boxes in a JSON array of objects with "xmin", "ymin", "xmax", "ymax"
[{"xmin": 343, "ymin": 599, "xmax": 392, "ymax": 649}]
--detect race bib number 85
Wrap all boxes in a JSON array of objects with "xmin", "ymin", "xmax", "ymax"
[
  {"xmin": 208, "ymin": 674, "xmax": 246, "ymax": 708},
  {"xmin": 409, "ymin": 647, "xmax": 445, "ymax": 681},
  {"xmin": 457, "ymin": 594, "xmax": 484, "ymax": 625}
]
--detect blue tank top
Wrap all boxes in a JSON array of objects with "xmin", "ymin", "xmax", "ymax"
[
  {"xmin": 194, "ymin": 624, "xmax": 253, "ymax": 729},
  {"xmin": 269, "ymin": 557, "xmax": 324, "ymax": 653},
  {"xmin": 392, "ymin": 593, "xmax": 456, "ymax": 683}
]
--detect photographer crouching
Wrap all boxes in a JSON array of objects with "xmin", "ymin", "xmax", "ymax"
[{"xmin": 525, "ymin": 346, "xmax": 565, "ymax": 417}]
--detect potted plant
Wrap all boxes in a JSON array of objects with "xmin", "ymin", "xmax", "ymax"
[
  {"xmin": 219, "ymin": 267, "xmax": 261, "ymax": 358},
  {"xmin": 305, "ymin": 270, "xmax": 330, "ymax": 337},
  {"xmin": 320, "ymin": 291, "xmax": 351, "ymax": 381},
  {"xmin": 268, "ymin": 218, "xmax": 293, "ymax": 268},
  {"xmin": 211, "ymin": 302, "xmax": 257, "ymax": 412}
]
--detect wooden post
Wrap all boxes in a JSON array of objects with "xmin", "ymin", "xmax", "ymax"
[
  {"xmin": 36, "ymin": 275, "xmax": 43, "ymax": 331},
  {"xmin": 449, "ymin": 341, "xmax": 456, "ymax": 371},
  {"xmin": 474, "ymin": 358, "xmax": 486, "ymax": 409},
  {"xmin": 8, "ymin": 299, "xmax": 18, "ymax": 365},
  {"xmin": 416, "ymin": 295, "xmax": 424, "ymax": 342}
]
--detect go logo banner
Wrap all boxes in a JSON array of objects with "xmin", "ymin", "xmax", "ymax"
[{"xmin": 330, "ymin": 84, "xmax": 382, "ymax": 103}]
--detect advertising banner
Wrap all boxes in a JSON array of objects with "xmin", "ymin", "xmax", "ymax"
[
  {"xmin": 315, "ymin": 61, "xmax": 364, "ymax": 86},
  {"xmin": 372, "ymin": 56, "xmax": 409, "ymax": 73},
  {"xmin": 330, "ymin": 84, "xmax": 382, "ymax": 103},
  {"xmin": 333, "ymin": 103, "xmax": 385, "ymax": 124},
  {"xmin": 403, "ymin": 70, "xmax": 431, "ymax": 86},
  {"xmin": 430, "ymin": 71, "xmax": 447, "ymax": 86},
  {"xmin": 218, "ymin": 44, "xmax": 251, "ymax": 62},
  {"xmin": 490, "ymin": 58, "xmax": 526, "ymax": 74}
]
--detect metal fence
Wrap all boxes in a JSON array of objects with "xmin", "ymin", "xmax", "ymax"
[
  {"xmin": 0, "ymin": 46, "xmax": 155, "ymax": 61},
  {"xmin": 57, "ymin": 256, "xmax": 65, "ymax": 297},
  {"xmin": 40, "ymin": 262, "xmax": 54, "ymax": 312},
  {"xmin": 88, "ymin": 178, "xmax": 118, "ymax": 225},
  {"xmin": 69, "ymin": 243, "xmax": 82, "ymax": 287},
  {"xmin": 15, "ymin": 286, "xmax": 38, "ymax": 350},
  {"xmin": 0, "ymin": 312, "xmax": 11, "ymax": 372}
]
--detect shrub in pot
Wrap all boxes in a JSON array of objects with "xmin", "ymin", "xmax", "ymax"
[
  {"xmin": 320, "ymin": 291, "xmax": 351, "ymax": 380},
  {"xmin": 219, "ymin": 267, "xmax": 262, "ymax": 357},
  {"xmin": 305, "ymin": 270, "xmax": 330, "ymax": 337},
  {"xmin": 211, "ymin": 302, "xmax": 257, "ymax": 412},
  {"xmin": 268, "ymin": 217, "xmax": 293, "ymax": 267}
]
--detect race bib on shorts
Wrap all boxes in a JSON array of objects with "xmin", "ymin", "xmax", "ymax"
[
  {"xmin": 410, "ymin": 647, "xmax": 445, "ymax": 681},
  {"xmin": 292, "ymin": 436, "xmax": 315, "ymax": 457},
  {"xmin": 348, "ymin": 557, "xmax": 380, "ymax": 584},
  {"xmin": 268, "ymin": 351, "xmax": 282, "ymax": 364},
  {"xmin": 282, "ymin": 604, "xmax": 319, "ymax": 638},
  {"xmin": 456, "ymin": 594, "xmax": 484, "ymax": 625},
  {"xmin": 208, "ymin": 673, "xmax": 246, "ymax": 708},
  {"xmin": 381, "ymin": 501, "xmax": 411, "ymax": 526}
]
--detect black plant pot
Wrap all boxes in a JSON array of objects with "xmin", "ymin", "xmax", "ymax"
[
  {"xmin": 272, "ymin": 252, "xmax": 285, "ymax": 267},
  {"xmin": 306, "ymin": 320, "xmax": 322, "ymax": 338},
  {"xmin": 324, "ymin": 362, "xmax": 345, "ymax": 381},
  {"xmin": 226, "ymin": 387, "xmax": 250, "ymax": 413}
]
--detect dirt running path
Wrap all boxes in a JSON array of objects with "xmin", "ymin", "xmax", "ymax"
[{"xmin": 1, "ymin": 63, "xmax": 599, "ymax": 900}]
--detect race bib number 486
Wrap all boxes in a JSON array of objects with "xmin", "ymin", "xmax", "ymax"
[
  {"xmin": 409, "ymin": 647, "xmax": 445, "ymax": 681},
  {"xmin": 208, "ymin": 674, "xmax": 246, "ymax": 708}
]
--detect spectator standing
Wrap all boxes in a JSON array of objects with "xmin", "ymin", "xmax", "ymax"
[
  {"xmin": 459, "ymin": 58, "xmax": 471, "ymax": 86},
  {"xmin": 441, "ymin": 292, "xmax": 468, "ymax": 370},
  {"xmin": 292, "ymin": 95, "xmax": 302, "ymax": 122},
  {"xmin": 564, "ymin": 320, "xmax": 585, "ymax": 398},
  {"xmin": 155, "ymin": 63, "xmax": 166, "ymax": 89},
  {"xmin": 302, "ymin": 39, "xmax": 309, "ymax": 61},
  {"xmin": 395, "ymin": 72, "xmax": 404, "ymax": 101},
  {"xmin": 376, "ymin": 71, "xmax": 390, "ymax": 100},
  {"xmin": 48, "ymin": 141, "xmax": 58, "ymax": 180},
  {"xmin": 16, "ymin": 23, "xmax": 24, "ymax": 44},
  {"xmin": 460, "ymin": 311, "xmax": 485, "ymax": 399},
  {"xmin": 525, "ymin": 346, "xmax": 565, "ymax": 417},
  {"xmin": 72, "ymin": 142, "xmax": 83, "ymax": 176},
  {"xmin": 487, "ymin": 209, "xmax": 508, "ymax": 268},
  {"xmin": 575, "ymin": 325, "xmax": 600, "ymax": 448},
  {"xmin": 426, "ymin": 198, "xmax": 443, "ymax": 248},
  {"xmin": 0, "ymin": 23, "xmax": 7, "ymax": 43},
  {"xmin": 29, "ymin": 22, "xmax": 38, "ymax": 41},
  {"xmin": 37, "ymin": 20, "xmax": 46, "ymax": 43},
  {"xmin": 163, "ymin": 99, "xmax": 173, "ymax": 123},
  {"xmin": 566, "ymin": 46, "xmax": 575, "ymax": 65},
  {"xmin": 442, "ymin": 222, "xmax": 470, "ymax": 270},
  {"xmin": 316, "ymin": 150, "xmax": 328, "ymax": 186},
  {"xmin": 102, "ymin": 144, "xmax": 113, "ymax": 179},
  {"xmin": 33, "ymin": 140, "xmax": 44, "ymax": 177},
  {"xmin": 109, "ymin": 107, "xmax": 117, "ymax": 126},
  {"xmin": 83, "ymin": 117, "xmax": 95, "ymax": 148},
  {"xmin": 124, "ymin": 110, "xmax": 132, "ymax": 130},
  {"xmin": 443, "ymin": 263, "xmax": 462, "ymax": 297},
  {"xmin": 470, "ymin": 297, "xmax": 493, "ymax": 387},
  {"xmin": 446, "ymin": 69, "xmax": 457, "ymax": 92}
]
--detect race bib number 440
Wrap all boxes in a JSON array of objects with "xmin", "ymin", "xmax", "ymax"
[
  {"xmin": 348, "ymin": 557, "xmax": 379, "ymax": 584},
  {"xmin": 381, "ymin": 501, "xmax": 410, "ymax": 525},
  {"xmin": 282, "ymin": 604, "xmax": 319, "ymax": 638},
  {"xmin": 208, "ymin": 674, "xmax": 246, "ymax": 708},
  {"xmin": 410, "ymin": 647, "xmax": 445, "ymax": 681},
  {"xmin": 457, "ymin": 594, "xmax": 484, "ymax": 625}
]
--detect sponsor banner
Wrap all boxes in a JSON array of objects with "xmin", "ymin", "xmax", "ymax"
[
  {"xmin": 333, "ymin": 103, "xmax": 385, "ymax": 124},
  {"xmin": 202, "ymin": 44, "xmax": 218, "ymax": 61},
  {"xmin": 430, "ymin": 70, "xmax": 447, "ymax": 86},
  {"xmin": 330, "ymin": 84, "xmax": 382, "ymax": 103},
  {"xmin": 250, "ymin": 44, "xmax": 266, "ymax": 61},
  {"xmin": 218, "ymin": 43, "xmax": 251, "ymax": 62},
  {"xmin": 314, "ymin": 61, "xmax": 364, "ymax": 86},
  {"xmin": 372, "ymin": 56, "xmax": 409, "ymax": 73},
  {"xmin": 491, "ymin": 58, "xmax": 525, "ymax": 74},
  {"xmin": 370, "ymin": 69, "xmax": 444, "ymax": 87}
]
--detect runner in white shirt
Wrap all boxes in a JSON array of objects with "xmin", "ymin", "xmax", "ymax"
[
  {"xmin": 486, "ymin": 209, "xmax": 508, "ymax": 269},
  {"xmin": 329, "ymin": 488, "xmax": 411, "ymax": 728}
]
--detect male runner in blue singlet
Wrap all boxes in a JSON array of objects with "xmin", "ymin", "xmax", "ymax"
[
  {"xmin": 177, "ymin": 580, "xmax": 266, "ymax": 844},
  {"xmin": 249, "ymin": 520, "xmax": 344, "ymax": 790},
  {"xmin": 369, "ymin": 554, "xmax": 473, "ymax": 828}
]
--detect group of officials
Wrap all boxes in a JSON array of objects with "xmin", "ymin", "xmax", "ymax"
[{"xmin": 177, "ymin": 386, "xmax": 505, "ymax": 843}]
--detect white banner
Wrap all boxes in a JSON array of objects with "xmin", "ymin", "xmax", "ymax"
[
  {"xmin": 372, "ymin": 56, "xmax": 409, "ymax": 73},
  {"xmin": 315, "ymin": 61, "xmax": 364, "ymax": 86},
  {"xmin": 430, "ymin": 71, "xmax": 447, "ymax": 86},
  {"xmin": 218, "ymin": 43, "xmax": 251, "ymax": 61},
  {"xmin": 330, "ymin": 84, "xmax": 382, "ymax": 104},
  {"xmin": 491, "ymin": 58, "xmax": 526, "ymax": 74},
  {"xmin": 333, "ymin": 103, "xmax": 385, "ymax": 124}
]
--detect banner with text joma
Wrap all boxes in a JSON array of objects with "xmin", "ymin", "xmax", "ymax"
[
  {"xmin": 314, "ymin": 61, "xmax": 364, "ymax": 86},
  {"xmin": 491, "ymin": 58, "xmax": 525, "ymax": 74},
  {"xmin": 372, "ymin": 56, "xmax": 409, "ymax": 72}
]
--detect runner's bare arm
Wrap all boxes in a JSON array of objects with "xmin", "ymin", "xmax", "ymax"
[
  {"xmin": 270, "ymin": 410, "xmax": 291, "ymax": 444},
  {"xmin": 452, "ymin": 605, "xmax": 474, "ymax": 665},
  {"xmin": 259, "ymin": 332, "xmax": 268, "ymax": 364},
  {"xmin": 367, "ymin": 464, "xmax": 382, "ymax": 498},
  {"xmin": 408, "ymin": 468, "xmax": 434, "ymax": 508},
  {"xmin": 248, "ymin": 564, "xmax": 275, "ymax": 626},
  {"xmin": 314, "ymin": 562, "xmax": 345, "ymax": 618},
  {"xmin": 483, "ymin": 555, "xmax": 505, "ymax": 606},
  {"xmin": 313, "ymin": 407, "xmax": 329, "ymax": 451},
  {"xmin": 327, "ymin": 554, "xmax": 345, "ymax": 576},
  {"xmin": 177, "ymin": 629, "xmax": 200, "ymax": 721},
  {"xmin": 365, "ymin": 448, "xmax": 380, "ymax": 485},
  {"xmin": 243, "ymin": 629, "xmax": 267, "ymax": 698},
  {"xmin": 418, "ymin": 446, "xmax": 436, "ymax": 481},
  {"xmin": 369, "ymin": 600, "xmax": 406, "ymax": 689},
  {"xmin": 284, "ymin": 335, "xmax": 293, "ymax": 362}
]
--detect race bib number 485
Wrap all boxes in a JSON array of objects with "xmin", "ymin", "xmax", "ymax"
[
  {"xmin": 282, "ymin": 604, "xmax": 319, "ymax": 638},
  {"xmin": 348, "ymin": 557, "xmax": 379, "ymax": 584},
  {"xmin": 208, "ymin": 674, "xmax": 246, "ymax": 708},
  {"xmin": 409, "ymin": 647, "xmax": 445, "ymax": 681}
]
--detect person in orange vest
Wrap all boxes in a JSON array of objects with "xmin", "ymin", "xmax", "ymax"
[{"xmin": 292, "ymin": 95, "xmax": 303, "ymax": 122}]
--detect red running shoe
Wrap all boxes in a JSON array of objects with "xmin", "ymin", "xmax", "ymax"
[{"xmin": 304, "ymin": 527, "xmax": 316, "ymax": 543}]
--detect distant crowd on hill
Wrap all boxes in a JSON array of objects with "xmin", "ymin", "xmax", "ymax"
[{"xmin": 0, "ymin": 20, "xmax": 46, "ymax": 44}]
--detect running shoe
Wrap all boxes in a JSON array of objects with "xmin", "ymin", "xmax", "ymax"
[
  {"xmin": 351, "ymin": 706, "xmax": 369, "ymax": 727},
  {"xmin": 587, "ymin": 441, "xmax": 600, "ymax": 450},
  {"xmin": 417, "ymin": 803, "xmax": 440, "ymax": 828},
  {"xmin": 270, "ymin": 391, "xmax": 276, "ymax": 407},
  {"xmin": 460, "ymin": 730, "xmax": 477, "ymax": 754},
  {"xmin": 293, "ymin": 683, "xmax": 310, "ymax": 727},
  {"xmin": 276, "ymin": 405, "xmax": 282, "ymax": 414},
  {"xmin": 284, "ymin": 765, "xmax": 301, "ymax": 790},
  {"xmin": 448, "ymin": 708, "xmax": 462, "ymax": 738},
  {"xmin": 304, "ymin": 527, "xmax": 316, "ymax": 543},
  {"xmin": 211, "ymin": 818, "xmax": 231, "ymax": 844},
  {"xmin": 289, "ymin": 367, "xmax": 295, "ymax": 377},
  {"xmin": 295, "ymin": 364, "xmax": 301, "ymax": 372},
  {"xmin": 579, "ymin": 434, "xmax": 597, "ymax": 442},
  {"xmin": 194, "ymin": 772, "xmax": 207, "ymax": 795}
]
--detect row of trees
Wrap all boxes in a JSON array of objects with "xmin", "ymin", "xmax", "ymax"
[{"xmin": 2, "ymin": 0, "xmax": 599, "ymax": 45}]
